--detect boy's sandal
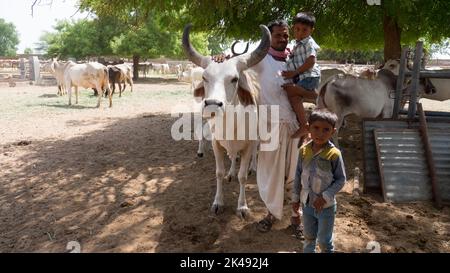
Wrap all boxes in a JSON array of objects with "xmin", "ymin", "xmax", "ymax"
[
  {"xmin": 289, "ymin": 224, "xmax": 304, "ymax": 240},
  {"xmin": 256, "ymin": 217, "xmax": 274, "ymax": 233}
]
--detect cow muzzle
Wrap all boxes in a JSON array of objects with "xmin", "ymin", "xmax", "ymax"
[
  {"xmin": 203, "ymin": 99, "xmax": 224, "ymax": 118},
  {"xmin": 204, "ymin": 99, "xmax": 223, "ymax": 107}
]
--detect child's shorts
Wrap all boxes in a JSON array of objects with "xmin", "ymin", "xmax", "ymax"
[{"xmin": 296, "ymin": 77, "xmax": 320, "ymax": 91}]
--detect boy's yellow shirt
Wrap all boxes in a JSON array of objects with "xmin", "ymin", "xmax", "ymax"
[{"xmin": 299, "ymin": 141, "xmax": 341, "ymax": 164}]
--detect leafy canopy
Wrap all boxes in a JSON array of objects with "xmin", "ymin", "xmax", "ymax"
[{"xmin": 0, "ymin": 18, "xmax": 20, "ymax": 56}]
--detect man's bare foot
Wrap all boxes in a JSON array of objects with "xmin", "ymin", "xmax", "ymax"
[{"xmin": 292, "ymin": 127, "xmax": 309, "ymax": 139}]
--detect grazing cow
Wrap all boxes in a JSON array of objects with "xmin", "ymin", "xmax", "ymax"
[
  {"xmin": 48, "ymin": 59, "xmax": 70, "ymax": 96},
  {"xmin": 318, "ymin": 69, "xmax": 398, "ymax": 142},
  {"xmin": 183, "ymin": 24, "xmax": 270, "ymax": 218},
  {"xmin": 151, "ymin": 63, "xmax": 170, "ymax": 74},
  {"xmin": 115, "ymin": 63, "xmax": 134, "ymax": 93},
  {"xmin": 64, "ymin": 61, "xmax": 112, "ymax": 108},
  {"xmin": 138, "ymin": 62, "xmax": 151, "ymax": 78},
  {"xmin": 107, "ymin": 64, "xmax": 134, "ymax": 97}
]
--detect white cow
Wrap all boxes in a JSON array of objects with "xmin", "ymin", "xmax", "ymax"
[
  {"xmin": 318, "ymin": 69, "xmax": 398, "ymax": 141},
  {"xmin": 384, "ymin": 59, "xmax": 450, "ymax": 101},
  {"xmin": 64, "ymin": 61, "xmax": 112, "ymax": 108},
  {"xmin": 151, "ymin": 63, "xmax": 170, "ymax": 74},
  {"xmin": 182, "ymin": 24, "xmax": 270, "ymax": 218},
  {"xmin": 48, "ymin": 59, "xmax": 71, "ymax": 96}
]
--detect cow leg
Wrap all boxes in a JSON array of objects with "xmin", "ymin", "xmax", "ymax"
[
  {"xmin": 248, "ymin": 142, "xmax": 258, "ymax": 175},
  {"xmin": 108, "ymin": 86, "xmax": 112, "ymax": 108},
  {"xmin": 333, "ymin": 116, "xmax": 345, "ymax": 147},
  {"xmin": 67, "ymin": 85, "xmax": 72, "ymax": 106},
  {"xmin": 96, "ymin": 84, "xmax": 103, "ymax": 108},
  {"xmin": 225, "ymin": 156, "xmax": 237, "ymax": 182},
  {"xmin": 196, "ymin": 118, "xmax": 208, "ymax": 157},
  {"xmin": 119, "ymin": 82, "xmax": 123, "ymax": 98},
  {"xmin": 211, "ymin": 141, "xmax": 226, "ymax": 215},
  {"xmin": 129, "ymin": 78, "xmax": 134, "ymax": 93},
  {"xmin": 237, "ymin": 145, "xmax": 252, "ymax": 219},
  {"xmin": 197, "ymin": 139, "xmax": 205, "ymax": 158},
  {"xmin": 75, "ymin": 86, "xmax": 79, "ymax": 105}
]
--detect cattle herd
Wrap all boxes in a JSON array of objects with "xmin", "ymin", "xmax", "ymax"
[{"xmin": 35, "ymin": 59, "xmax": 204, "ymax": 108}]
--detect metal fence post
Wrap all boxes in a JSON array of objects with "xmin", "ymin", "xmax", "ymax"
[
  {"xmin": 407, "ymin": 41, "xmax": 423, "ymax": 120},
  {"xmin": 392, "ymin": 47, "xmax": 409, "ymax": 119}
]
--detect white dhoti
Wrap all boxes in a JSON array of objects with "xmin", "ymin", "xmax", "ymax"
[{"xmin": 257, "ymin": 122, "xmax": 300, "ymax": 220}]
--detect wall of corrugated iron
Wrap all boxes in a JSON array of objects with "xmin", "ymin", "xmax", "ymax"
[
  {"xmin": 428, "ymin": 130, "xmax": 450, "ymax": 204},
  {"xmin": 374, "ymin": 129, "xmax": 432, "ymax": 202},
  {"xmin": 363, "ymin": 119, "xmax": 450, "ymax": 195}
]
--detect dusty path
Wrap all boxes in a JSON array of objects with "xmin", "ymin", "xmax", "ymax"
[{"xmin": 0, "ymin": 80, "xmax": 449, "ymax": 253}]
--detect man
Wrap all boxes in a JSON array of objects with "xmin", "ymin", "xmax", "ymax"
[{"xmin": 252, "ymin": 20, "xmax": 301, "ymax": 233}]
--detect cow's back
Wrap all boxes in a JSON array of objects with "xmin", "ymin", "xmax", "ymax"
[
  {"xmin": 66, "ymin": 62, "xmax": 108, "ymax": 89},
  {"xmin": 324, "ymin": 76, "xmax": 391, "ymax": 118}
]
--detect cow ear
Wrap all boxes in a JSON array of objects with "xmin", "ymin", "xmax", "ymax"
[
  {"xmin": 237, "ymin": 84, "xmax": 255, "ymax": 106},
  {"xmin": 193, "ymin": 81, "xmax": 205, "ymax": 98},
  {"xmin": 237, "ymin": 74, "xmax": 256, "ymax": 106}
]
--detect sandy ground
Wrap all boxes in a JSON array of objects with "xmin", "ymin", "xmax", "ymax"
[{"xmin": 0, "ymin": 79, "xmax": 449, "ymax": 253}]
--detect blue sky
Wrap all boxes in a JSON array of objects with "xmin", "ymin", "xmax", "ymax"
[{"xmin": 0, "ymin": 0, "xmax": 88, "ymax": 53}]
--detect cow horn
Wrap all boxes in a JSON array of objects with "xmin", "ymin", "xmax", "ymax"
[
  {"xmin": 182, "ymin": 24, "xmax": 211, "ymax": 69},
  {"xmin": 239, "ymin": 25, "xmax": 271, "ymax": 69},
  {"xmin": 231, "ymin": 41, "xmax": 250, "ymax": 57}
]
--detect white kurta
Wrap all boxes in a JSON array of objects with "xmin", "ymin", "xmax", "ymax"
[{"xmin": 254, "ymin": 55, "xmax": 300, "ymax": 220}]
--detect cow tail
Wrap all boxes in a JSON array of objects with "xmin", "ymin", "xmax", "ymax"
[
  {"xmin": 318, "ymin": 82, "xmax": 329, "ymax": 109},
  {"xmin": 104, "ymin": 67, "xmax": 110, "ymax": 94}
]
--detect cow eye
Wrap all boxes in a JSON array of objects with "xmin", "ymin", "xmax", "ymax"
[
  {"xmin": 231, "ymin": 77, "xmax": 238, "ymax": 83},
  {"xmin": 202, "ymin": 76, "xmax": 208, "ymax": 83}
]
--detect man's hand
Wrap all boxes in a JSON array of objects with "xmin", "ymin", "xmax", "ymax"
[
  {"xmin": 211, "ymin": 54, "xmax": 230, "ymax": 63},
  {"xmin": 281, "ymin": 70, "xmax": 298, "ymax": 79},
  {"xmin": 313, "ymin": 196, "xmax": 327, "ymax": 213}
]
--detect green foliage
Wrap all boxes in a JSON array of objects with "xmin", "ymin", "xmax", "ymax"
[
  {"xmin": 40, "ymin": 16, "xmax": 127, "ymax": 60},
  {"xmin": 40, "ymin": 11, "xmax": 211, "ymax": 60},
  {"xmin": 78, "ymin": 0, "xmax": 450, "ymax": 56},
  {"xmin": 0, "ymin": 18, "xmax": 19, "ymax": 56},
  {"xmin": 24, "ymin": 48, "xmax": 33, "ymax": 54}
]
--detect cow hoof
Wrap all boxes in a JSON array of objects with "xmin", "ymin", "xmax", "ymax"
[
  {"xmin": 224, "ymin": 174, "xmax": 234, "ymax": 182},
  {"xmin": 211, "ymin": 204, "xmax": 224, "ymax": 215},
  {"xmin": 237, "ymin": 207, "xmax": 250, "ymax": 219},
  {"xmin": 197, "ymin": 153, "xmax": 204, "ymax": 158}
]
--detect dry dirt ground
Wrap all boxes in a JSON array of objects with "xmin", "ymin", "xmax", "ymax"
[{"xmin": 0, "ymin": 79, "xmax": 449, "ymax": 253}]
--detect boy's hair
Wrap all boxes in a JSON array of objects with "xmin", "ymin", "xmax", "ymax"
[
  {"xmin": 267, "ymin": 19, "xmax": 289, "ymax": 33},
  {"xmin": 308, "ymin": 109, "xmax": 338, "ymax": 127},
  {"xmin": 293, "ymin": 12, "xmax": 316, "ymax": 28}
]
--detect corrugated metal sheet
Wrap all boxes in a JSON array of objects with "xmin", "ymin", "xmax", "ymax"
[
  {"xmin": 374, "ymin": 129, "xmax": 432, "ymax": 203},
  {"xmin": 428, "ymin": 130, "xmax": 450, "ymax": 204},
  {"xmin": 363, "ymin": 120, "xmax": 414, "ymax": 191},
  {"xmin": 362, "ymin": 119, "xmax": 450, "ymax": 192}
]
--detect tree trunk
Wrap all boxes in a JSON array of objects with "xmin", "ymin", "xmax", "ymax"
[
  {"xmin": 383, "ymin": 14, "xmax": 402, "ymax": 62},
  {"xmin": 133, "ymin": 55, "xmax": 140, "ymax": 80}
]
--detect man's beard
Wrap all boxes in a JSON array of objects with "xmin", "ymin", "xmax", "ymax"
[{"xmin": 272, "ymin": 44, "xmax": 287, "ymax": 51}]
